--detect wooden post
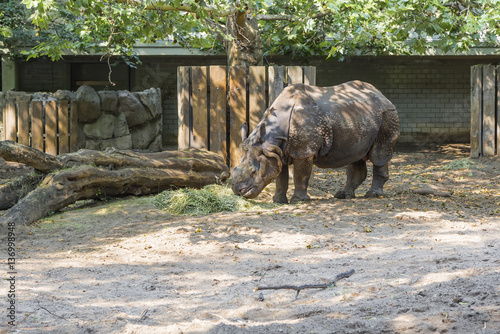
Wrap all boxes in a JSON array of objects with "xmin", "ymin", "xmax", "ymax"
[
  {"xmin": 17, "ymin": 100, "xmax": 30, "ymax": 147},
  {"xmin": 287, "ymin": 66, "xmax": 303, "ymax": 85},
  {"xmin": 69, "ymin": 101, "xmax": 78, "ymax": 152},
  {"xmin": 191, "ymin": 66, "xmax": 208, "ymax": 150},
  {"xmin": 45, "ymin": 100, "xmax": 58, "ymax": 156},
  {"xmin": 209, "ymin": 66, "xmax": 227, "ymax": 163},
  {"xmin": 482, "ymin": 65, "xmax": 496, "ymax": 156},
  {"xmin": 303, "ymin": 66, "xmax": 317, "ymax": 86},
  {"xmin": 497, "ymin": 66, "xmax": 500, "ymax": 155},
  {"xmin": 470, "ymin": 66, "xmax": 482, "ymax": 158},
  {"xmin": 177, "ymin": 66, "xmax": 190, "ymax": 150},
  {"xmin": 248, "ymin": 66, "xmax": 266, "ymax": 132},
  {"xmin": 269, "ymin": 66, "xmax": 284, "ymax": 107},
  {"xmin": 4, "ymin": 100, "xmax": 16, "ymax": 142},
  {"xmin": 229, "ymin": 66, "xmax": 247, "ymax": 169},
  {"xmin": 58, "ymin": 100, "xmax": 70, "ymax": 154},
  {"xmin": 32, "ymin": 101, "xmax": 44, "ymax": 152}
]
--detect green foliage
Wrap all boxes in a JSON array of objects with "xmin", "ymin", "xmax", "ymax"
[
  {"xmin": 152, "ymin": 184, "xmax": 273, "ymax": 215},
  {"xmin": 13, "ymin": 0, "xmax": 500, "ymax": 63},
  {"xmin": 0, "ymin": 0, "xmax": 37, "ymax": 55}
]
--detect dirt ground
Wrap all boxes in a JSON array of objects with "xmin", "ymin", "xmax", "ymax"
[{"xmin": 1, "ymin": 144, "xmax": 499, "ymax": 334}]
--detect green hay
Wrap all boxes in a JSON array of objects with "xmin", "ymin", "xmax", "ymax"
[
  {"xmin": 153, "ymin": 184, "xmax": 274, "ymax": 215},
  {"xmin": 441, "ymin": 158, "xmax": 475, "ymax": 170}
]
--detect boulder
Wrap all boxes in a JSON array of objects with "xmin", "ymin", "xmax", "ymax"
[
  {"xmin": 54, "ymin": 90, "xmax": 76, "ymax": 101},
  {"xmin": 135, "ymin": 88, "xmax": 162, "ymax": 119},
  {"xmin": 130, "ymin": 118, "xmax": 162, "ymax": 150},
  {"xmin": 76, "ymin": 85, "xmax": 101, "ymax": 123},
  {"xmin": 101, "ymin": 134, "xmax": 133, "ymax": 150},
  {"xmin": 147, "ymin": 133, "xmax": 163, "ymax": 152},
  {"xmin": 113, "ymin": 112, "xmax": 130, "ymax": 138},
  {"xmin": 83, "ymin": 113, "xmax": 115, "ymax": 140},
  {"xmin": 98, "ymin": 91, "xmax": 119, "ymax": 115},
  {"xmin": 118, "ymin": 90, "xmax": 152, "ymax": 128}
]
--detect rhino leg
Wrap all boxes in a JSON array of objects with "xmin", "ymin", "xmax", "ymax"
[
  {"xmin": 365, "ymin": 163, "xmax": 389, "ymax": 198},
  {"xmin": 335, "ymin": 160, "xmax": 367, "ymax": 199},
  {"xmin": 290, "ymin": 156, "xmax": 314, "ymax": 203},
  {"xmin": 364, "ymin": 108, "xmax": 398, "ymax": 198},
  {"xmin": 273, "ymin": 165, "xmax": 289, "ymax": 203}
]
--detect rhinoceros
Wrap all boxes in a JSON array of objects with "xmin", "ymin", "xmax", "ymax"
[{"xmin": 231, "ymin": 80, "xmax": 400, "ymax": 203}]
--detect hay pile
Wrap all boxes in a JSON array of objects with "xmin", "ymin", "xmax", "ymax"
[{"xmin": 153, "ymin": 184, "xmax": 273, "ymax": 215}]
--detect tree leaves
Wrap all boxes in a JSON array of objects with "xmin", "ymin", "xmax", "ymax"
[{"xmin": 11, "ymin": 0, "xmax": 500, "ymax": 64}]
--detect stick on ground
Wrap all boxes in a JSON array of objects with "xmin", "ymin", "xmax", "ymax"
[{"xmin": 255, "ymin": 269, "xmax": 355, "ymax": 298}]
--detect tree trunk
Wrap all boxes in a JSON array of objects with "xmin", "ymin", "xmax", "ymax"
[
  {"xmin": 227, "ymin": 10, "xmax": 263, "ymax": 66},
  {"xmin": 0, "ymin": 141, "xmax": 229, "ymax": 230}
]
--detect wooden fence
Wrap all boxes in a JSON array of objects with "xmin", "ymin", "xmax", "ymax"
[
  {"xmin": 178, "ymin": 65, "xmax": 316, "ymax": 167},
  {"xmin": 471, "ymin": 65, "xmax": 499, "ymax": 157},
  {"xmin": 2, "ymin": 99, "xmax": 78, "ymax": 156}
]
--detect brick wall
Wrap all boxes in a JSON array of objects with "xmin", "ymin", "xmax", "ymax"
[
  {"xmin": 272, "ymin": 56, "xmax": 499, "ymax": 145},
  {"xmin": 14, "ymin": 55, "xmax": 500, "ymax": 147}
]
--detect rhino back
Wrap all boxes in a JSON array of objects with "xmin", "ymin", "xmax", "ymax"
[{"xmin": 287, "ymin": 81, "xmax": 395, "ymax": 168}]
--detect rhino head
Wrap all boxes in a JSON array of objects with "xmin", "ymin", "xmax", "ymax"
[{"xmin": 231, "ymin": 123, "xmax": 284, "ymax": 199}]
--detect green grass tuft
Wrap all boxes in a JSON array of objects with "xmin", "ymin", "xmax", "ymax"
[
  {"xmin": 152, "ymin": 184, "xmax": 274, "ymax": 215},
  {"xmin": 441, "ymin": 158, "xmax": 475, "ymax": 170}
]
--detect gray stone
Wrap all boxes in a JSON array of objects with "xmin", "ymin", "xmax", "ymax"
[
  {"xmin": 101, "ymin": 134, "xmax": 132, "ymax": 150},
  {"xmin": 130, "ymin": 118, "xmax": 162, "ymax": 150},
  {"xmin": 118, "ymin": 90, "xmax": 151, "ymax": 128},
  {"xmin": 147, "ymin": 133, "xmax": 163, "ymax": 152},
  {"xmin": 98, "ymin": 91, "xmax": 118, "ymax": 114},
  {"xmin": 83, "ymin": 113, "xmax": 116, "ymax": 140},
  {"xmin": 6, "ymin": 91, "xmax": 31, "ymax": 102},
  {"xmin": 114, "ymin": 112, "xmax": 130, "ymax": 137},
  {"xmin": 55, "ymin": 90, "xmax": 76, "ymax": 101},
  {"xmin": 77, "ymin": 125, "xmax": 86, "ymax": 150},
  {"xmin": 76, "ymin": 85, "xmax": 101, "ymax": 123},
  {"xmin": 135, "ymin": 88, "xmax": 162, "ymax": 119},
  {"xmin": 85, "ymin": 139, "xmax": 101, "ymax": 150}
]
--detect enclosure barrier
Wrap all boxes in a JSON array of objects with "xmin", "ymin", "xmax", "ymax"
[
  {"xmin": 177, "ymin": 65, "xmax": 316, "ymax": 168},
  {"xmin": 470, "ymin": 65, "xmax": 499, "ymax": 157},
  {"xmin": 2, "ymin": 99, "xmax": 78, "ymax": 155}
]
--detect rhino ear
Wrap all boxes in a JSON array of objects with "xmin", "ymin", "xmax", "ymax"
[{"xmin": 240, "ymin": 122, "xmax": 248, "ymax": 140}]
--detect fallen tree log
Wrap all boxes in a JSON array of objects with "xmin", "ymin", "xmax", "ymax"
[{"xmin": 0, "ymin": 141, "xmax": 229, "ymax": 230}]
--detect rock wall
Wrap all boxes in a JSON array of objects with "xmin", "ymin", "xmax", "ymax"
[{"xmin": 1, "ymin": 86, "xmax": 163, "ymax": 152}]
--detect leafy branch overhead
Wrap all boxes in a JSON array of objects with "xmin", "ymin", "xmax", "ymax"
[{"xmin": 10, "ymin": 0, "xmax": 500, "ymax": 66}]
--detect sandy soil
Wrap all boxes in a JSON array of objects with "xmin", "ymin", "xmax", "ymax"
[{"xmin": 1, "ymin": 144, "xmax": 499, "ymax": 334}]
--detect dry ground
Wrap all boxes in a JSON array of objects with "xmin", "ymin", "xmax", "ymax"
[{"xmin": 1, "ymin": 144, "xmax": 499, "ymax": 333}]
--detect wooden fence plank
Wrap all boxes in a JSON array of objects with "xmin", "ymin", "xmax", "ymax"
[
  {"xmin": 287, "ymin": 66, "xmax": 303, "ymax": 85},
  {"xmin": 58, "ymin": 100, "xmax": 70, "ymax": 154},
  {"xmin": 269, "ymin": 66, "xmax": 284, "ymax": 107},
  {"xmin": 177, "ymin": 66, "xmax": 190, "ymax": 150},
  {"xmin": 191, "ymin": 66, "xmax": 208, "ymax": 150},
  {"xmin": 32, "ymin": 101, "xmax": 44, "ymax": 152},
  {"xmin": 248, "ymin": 66, "xmax": 266, "ymax": 132},
  {"xmin": 497, "ymin": 66, "xmax": 500, "ymax": 155},
  {"xmin": 303, "ymin": 66, "xmax": 317, "ymax": 86},
  {"xmin": 17, "ymin": 100, "xmax": 30, "ymax": 146},
  {"xmin": 482, "ymin": 65, "xmax": 496, "ymax": 156},
  {"xmin": 4, "ymin": 100, "xmax": 16, "ymax": 141},
  {"xmin": 209, "ymin": 65, "xmax": 227, "ymax": 162},
  {"xmin": 229, "ymin": 66, "xmax": 247, "ymax": 168},
  {"xmin": 69, "ymin": 101, "xmax": 79, "ymax": 152},
  {"xmin": 45, "ymin": 100, "xmax": 57, "ymax": 156},
  {"xmin": 1, "ymin": 100, "xmax": 5, "ymax": 141},
  {"xmin": 470, "ymin": 66, "xmax": 481, "ymax": 157}
]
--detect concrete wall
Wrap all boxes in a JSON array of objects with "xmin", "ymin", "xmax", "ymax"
[{"xmin": 10, "ymin": 55, "xmax": 500, "ymax": 147}]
